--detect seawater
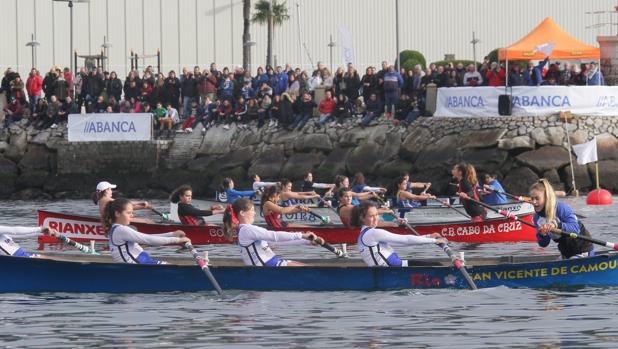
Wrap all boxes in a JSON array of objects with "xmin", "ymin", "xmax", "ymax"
[{"xmin": 1, "ymin": 197, "xmax": 618, "ymax": 348}]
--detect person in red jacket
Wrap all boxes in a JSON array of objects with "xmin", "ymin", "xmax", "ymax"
[
  {"xmin": 317, "ymin": 90, "xmax": 337, "ymax": 128},
  {"xmin": 486, "ymin": 62, "xmax": 506, "ymax": 87},
  {"xmin": 26, "ymin": 69, "xmax": 43, "ymax": 111}
]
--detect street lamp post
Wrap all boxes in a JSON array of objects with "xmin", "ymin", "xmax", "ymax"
[
  {"xmin": 53, "ymin": 0, "xmax": 89, "ymax": 75},
  {"xmin": 470, "ymin": 31, "xmax": 481, "ymax": 71},
  {"xmin": 101, "ymin": 36, "xmax": 113, "ymax": 72},
  {"xmin": 25, "ymin": 34, "xmax": 41, "ymax": 69},
  {"xmin": 327, "ymin": 35, "xmax": 336, "ymax": 73},
  {"xmin": 244, "ymin": 41, "xmax": 257, "ymax": 74}
]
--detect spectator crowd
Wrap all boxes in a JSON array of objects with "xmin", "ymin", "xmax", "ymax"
[{"xmin": 0, "ymin": 56, "xmax": 606, "ymax": 136}]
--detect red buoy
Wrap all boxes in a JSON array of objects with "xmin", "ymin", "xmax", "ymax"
[{"xmin": 586, "ymin": 189, "xmax": 613, "ymax": 205}]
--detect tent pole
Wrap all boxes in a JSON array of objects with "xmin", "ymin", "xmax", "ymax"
[{"xmin": 505, "ymin": 59, "xmax": 509, "ymax": 86}]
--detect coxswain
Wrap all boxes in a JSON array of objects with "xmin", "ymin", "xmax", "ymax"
[
  {"xmin": 92, "ymin": 181, "xmax": 153, "ymax": 220},
  {"xmin": 351, "ymin": 201, "xmax": 447, "ymax": 267},
  {"xmin": 530, "ymin": 179, "xmax": 594, "ymax": 259},
  {"xmin": 223, "ymin": 198, "xmax": 326, "ymax": 266},
  {"xmin": 104, "ymin": 198, "xmax": 190, "ymax": 264},
  {"xmin": 169, "ymin": 184, "xmax": 225, "ymax": 225},
  {"xmin": 261, "ymin": 185, "xmax": 311, "ymax": 228},
  {"xmin": 0, "ymin": 225, "xmax": 56, "ymax": 258},
  {"xmin": 220, "ymin": 177, "xmax": 260, "ymax": 204},
  {"xmin": 451, "ymin": 163, "xmax": 486, "ymax": 222},
  {"xmin": 481, "ymin": 173, "xmax": 508, "ymax": 205}
]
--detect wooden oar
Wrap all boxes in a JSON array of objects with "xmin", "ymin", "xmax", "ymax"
[
  {"xmin": 55, "ymin": 234, "xmax": 99, "ymax": 255},
  {"xmin": 151, "ymin": 208, "xmax": 165, "ymax": 217},
  {"xmin": 316, "ymin": 197, "xmax": 350, "ymax": 257},
  {"xmin": 185, "ymin": 242, "xmax": 223, "ymax": 296},
  {"xmin": 306, "ymin": 209, "xmax": 331, "ymax": 224},
  {"xmin": 307, "ymin": 234, "xmax": 345, "ymax": 257},
  {"xmin": 382, "ymin": 212, "xmax": 477, "ymax": 290},
  {"xmin": 464, "ymin": 196, "xmax": 618, "ymax": 251}
]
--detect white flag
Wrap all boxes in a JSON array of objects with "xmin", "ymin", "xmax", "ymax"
[
  {"xmin": 572, "ymin": 137, "xmax": 598, "ymax": 165},
  {"xmin": 534, "ymin": 42, "xmax": 555, "ymax": 57},
  {"xmin": 338, "ymin": 25, "xmax": 356, "ymax": 67}
]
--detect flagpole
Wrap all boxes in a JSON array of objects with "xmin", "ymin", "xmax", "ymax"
[
  {"xmin": 595, "ymin": 161, "xmax": 600, "ymax": 190},
  {"xmin": 561, "ymin": 111, "xmax": 578, "ymax": 196}
]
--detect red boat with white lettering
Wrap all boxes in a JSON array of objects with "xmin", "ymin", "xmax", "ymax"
[{"xmin": 37, "ymin": 210, "xmax": 536, "ymax": 245}]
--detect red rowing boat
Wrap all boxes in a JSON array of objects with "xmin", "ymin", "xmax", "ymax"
[{"xmin": 37, "ymin": 210, "xmax": 536, "ymax": 244}]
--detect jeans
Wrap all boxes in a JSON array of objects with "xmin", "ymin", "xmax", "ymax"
[
  {"xmin": 182, "ymin": 96, "xmax": 194, "ymax": 117},
  {"xmin": 292, "ymin": 114, "xmax": 311, "ymax": 130},
  {"xmin": 29, "ymin": 95, "xmax": 40, "ymax": 112},
  {"xmin": 318, "ymin": 113, "xmax": 333, "ymax": 125},
  {"xmin": 361, "ymin": 111, "xmax": 379, "ymax": 126},
  {"xmin": 404, "ymin": 110, "xmax": 421, "ymax": 123},
  {"xmin": 384, "ymin": 92, "xmax": 400, "ymax": 114}
]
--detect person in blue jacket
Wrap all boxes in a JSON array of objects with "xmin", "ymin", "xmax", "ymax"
[
  {"xmin": 383, "ymin": 65, "xmax": 403, "ymax": 117},
  {"xmin": 529, "ymin": 179, "xmax": 593, "ymax": 259},
  {"xmin": 221, "ymin": 177, "xmax": 259, "ymax": 204},
  {"xmin": 481, "ymin": 173, "xmax": 508, "ymax": 205},
  {"xmin": 524, "ymin": 57, "xmax": 549, "ymax": 86}
]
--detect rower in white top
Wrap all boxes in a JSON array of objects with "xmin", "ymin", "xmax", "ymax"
[
  {"xmin": 351, "ymin": 201, "xmax": 447, "ymax": 267},
  {"xmin": 0, "ymin": 225, "xmax": 57, "ymax": 258}
]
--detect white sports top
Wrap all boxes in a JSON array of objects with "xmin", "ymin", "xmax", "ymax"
[
  {"xmin": 237, "ymin": 224, "xmax": 308, "ymax": 266},
  {"xmin": 357, "ymin": 226, "xmax": 436, "ymax": 267},
  {"xmin": 0, "ymin": 226, "xmax": 42, "ymax": 256},
  {"xmin": 108, "ymin": 224, "xmax": 181, "ymax": 264}
]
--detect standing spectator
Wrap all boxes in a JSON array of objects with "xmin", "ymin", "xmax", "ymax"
[
  {"xmin": 258, "ymin": 94, "xmax": 272, "ymax": 128},
  {"xmin": 307, "ymin": 70, "xmax": 322, "ymax": 92},
  {"xmin": 375, "ymin": 61, "xmax": 389, "ymax": 101},
  {"xmin": 42, "ymin": 68, "xmax": 58, "ymax": 100},
  {"xmin": 435, "ymin": 66, "xmax": 448, "ymax": 87},
  {"xmin": 278, "ymin": 93, "xmax": 295, "ymax": 129},
  {"xmin": 180, "ymin": 72, "xmax": 198, "ymax": 117},
  {"xmin": 74, "ymin": 67, "xmax": 88, "ymax": 109},
  {"xmin": 342, "ymin": 65, "xmax": 361, "ymax": 102},
  {"xmin": 445, "ymin": 70, "xmax": 459, "ymax": 87},
  {"xmin": 524, "ymin": 57, "xmax": 549, "ymax": 86},
  {"xmin": 463, "ymin": 64, "xmax": 483, "ymax": 86},
  {"xmin": 545, "ymin": 63, "xmax": 561, "ymax": 82},
  {"xmin": 485, "ymin": 62, "xmax": 506, "ymax": 87},
  {"xmin": 561, "ymin": 64, "xmax": 577, "ymax": 85},
  {"xmin": 383, "ymin": 65, "xmax": 403, "ymax": 117},
  {"xmin": 26, "ymin": 69, "xmax": 43, "ymax": 110},
  {"xmin": 273, "ymin": 66, "xmax": 288, "ymax": 96},
  {"xmin": 164, "ymin": 71, "xmax": 181, "ymax": 110},
  {"xmin": 219, "ymin": 74, "xmax": 235, "ymax": 101},
  {"xmin": 106, "ymin": 71, "xmax": 123, "ymax": 102},
  {"xmin": 360, "ymin": 66, "xmax": 377, "ymax": 103},
  {"xmin": 9, "ymin": 76, "xmax": 26, "ymax": 104},
  {"xmin": 587, "ymin": 62, "xmax": 604, "ymax": 86},
  {"xmin": 286, "ymin": 73, "xmax": 300, "ymax": 99},
  {"xmin": 321, "ymin": 68, "xmax": 334, "ymax": 90},
  {"xmin": 508, "ymin": 65, "xmax": 526, "ymax": 86},
  {"xmin": 332, "ymin": 67, "xmax": 345, "ymax": 97},
  {"xmin": 454, "ymin": 63, "xmax": 466, "ymax": 86},
  {"xmin": 1, "ymin": 68, "xmax": 19, "ymax": 99}
]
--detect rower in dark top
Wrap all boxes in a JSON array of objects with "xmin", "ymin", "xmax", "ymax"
[
  {"xmin": 530, "ymin": 179, "xmax": 593, "ymax": 259},
  {"xmin": 451, "ymin": 163, "xmax": 486, "ymax": 222},
  {"xmin": 261, "ymin": 185, "xmax": 311, "ymax": 229},
  {"xmin": 169, "ymin": 185, "xmax": 225, "ymax": 225}
]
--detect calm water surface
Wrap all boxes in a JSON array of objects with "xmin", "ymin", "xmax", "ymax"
[{"xmin": 1, "ymin": 197, "xmax": 618, "ymax": 348}]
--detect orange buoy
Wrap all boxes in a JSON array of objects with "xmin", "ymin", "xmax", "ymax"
[{"xmin": 586, "ymin": 189, "xmax": 613, "ymax": 205}]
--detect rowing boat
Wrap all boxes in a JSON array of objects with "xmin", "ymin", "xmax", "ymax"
[
  {"xmin": 2, "ymin": 252, "xmax": 617, "ymax": 292},
  {"xmin": 195, "ymin": 198, "xmax": 535, "ymax": 225},
  {"xmin": 37, "ymin": 210, "xmax": 536, "ymax": 244}
]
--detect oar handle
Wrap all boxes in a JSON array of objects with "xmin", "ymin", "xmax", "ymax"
[
  {"xmin": 57, "ymin": 234, "xmax": 99, "ymax": 255},
  {"xmin": 306, "ymin": 209, "xmax": 330, "ymax": 224},
  {"xmin": 151, "ymin": 208, "xmax": 165, "ymax": 217},
  {"xmin": 307, "ymin": 234, "xmax": 344, "ymax": 257},
  {"xmin": 185, "ymin": 242, "xmax": 224, "ymax": 296}
]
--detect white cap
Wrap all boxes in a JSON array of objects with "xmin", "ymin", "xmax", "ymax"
[{"xmin": 96, "ymin": 181, "xmax": 117, "ymax": 192}]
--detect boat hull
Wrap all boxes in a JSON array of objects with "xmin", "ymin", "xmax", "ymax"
[
  {"xmin": 2, "ymin": 252, "xmax": 618, "ymax": 293},
  {"xmin": 37, "ymin": 210, "xmax": 537, "ymax": 245}
]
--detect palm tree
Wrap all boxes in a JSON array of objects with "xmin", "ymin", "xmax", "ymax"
[
  {"xmin": 242, "ymin": 0, "xmax": 252, "ymax": 71},
  {"xmin": 251, "ymin": 0, "xmax": 290, "ymax": 67}
]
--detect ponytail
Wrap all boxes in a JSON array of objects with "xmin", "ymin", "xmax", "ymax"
[
  {"xmin": 101, "ymin": 198, "xmax": 131, "ymax": 233},
  {"xmin": 223, "ymin": 198, "xmax": 253, "ymax": 241},
  {"xmin": 529, "ymin": 179, "xmax": 557, "ymax": 224},
  {"xmin": 350, "ymin": 200, "xmax": 378, "ymax": 227},
  {"xmin": 169, "ymin": 184, "xmax": 192, "ymax": 204},
  {"xmin": 220, "ymin": 177, "xmax": 233, "ymax": 192}
]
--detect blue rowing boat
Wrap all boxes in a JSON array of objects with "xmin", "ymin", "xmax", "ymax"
[{"xmin": 2, "ymin": 252, "xmax": 618, "ymax": 292}]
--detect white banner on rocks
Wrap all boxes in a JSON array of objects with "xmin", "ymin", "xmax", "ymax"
[
  {"xmin": 68, "ymin": 113, "xmax": 152, "ymax": 142},
  {"xmin": 435, "ymin": 86, "xmax": 618, "ymax": 117}
]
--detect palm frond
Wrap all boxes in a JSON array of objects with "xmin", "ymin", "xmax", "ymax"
[{"xmin": 251, "ymin": 0, "xmax": 289, "ymax": 26}]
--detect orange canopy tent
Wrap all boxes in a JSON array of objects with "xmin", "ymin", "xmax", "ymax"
[{"xmin": 498, "ymin": 17, "xmax": 600, "ymax": 61}]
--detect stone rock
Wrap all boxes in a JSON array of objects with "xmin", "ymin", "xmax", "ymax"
[
  {"xmin": 30, "ymin": 129, "xmax": 52, "ymax": 145},
  {"xmin": 18, "ymin": 145, "xmax": 51, "ymax": 172},
  {"xmin": 530, "ymin": 126, "xmax": 565, "ymax": 146},
  {"xmin": 197, "ymin": 126, "xmax": 234, "ymax": 155},
  {"xmin": 16, "ymin": 171, "xmax": 49, "ymax": 188},
  {"xmin": 264, "ymin": 129, "xmax": 300, "ymax": 145},
  {"xmin": 380, "ymin": 132, "xmax": 403, "ymax": 160},
  {"xmin": 10, "ymin": 188, "xmax": 52, "ymax": 200},
  {"xmin": 0, "ymin": 141, "xmax": 7, "ymax": 152},
  {"xmin": 339, "ymin": 125, "xmax": 387, "ymax": 147},
  {"xmin": 461, "ymin": 148, "xmax": 508, "ymax": 174},
  {"xmin": 559, "ymin": 164, "xmax": 592, "ymax": 192},
  {"xmin": 234, "ymin": 129, "xmax": 262, "ymax": 147},
  {"xmin": 208, "ymin": 166, "xmax": 250, "ymax": 193},
  {"xmin": 460, "ymin": 128, "xmax": 507, "ymax": 148},
  {"xmin": 315, "ymin": 147, "xmax": 352, "ymax": 180},
  {"xmin": 375, "ymin": 159, "xmax": 413, "ymax": 178},
  {"xmin": 280, "ymin": 152, "xmax": 325, "ymax": 180},
  {"xmin": 293, "ymin": 133, "xmax": 333, "ymax": 152},
  {"xmin": 0, "ymin": 156, "xmax": 18, "ymax": 197},
  {"xmin": 45, "ymin": 134, "xmax": 69, "ymax": 150},
  {"xmin": 502, "ymin": 167, "xmax": 539, "ymax": 196},
  {"xmin": 413, "ymin": 134, "xmax": 459, "ymax": 169},
  {"xmin": 595, "ymin": 160, "xmax": 618, "ymax": 192},
  {"xmin": 148, "ymin": 169, "xmax": 211, "ymax": 194},
  {"xmin": 247, "ymin": 144, "xmax": 285, "ymax": 179},
  {"xmin": 569, "ymin": 130, "xmax": 588, "ymax": 145},
  {"xmin": 216, "ymin": 146, "xmax": 256, "ymax": 170},
  {"xmin": 542, "ymin": 169, "xmax": 565, "ymax": 192},
  {"xmin": 516, "ymin": 146, "xmax": 570, "ymax": 173},
  {"xmin": 4, "ymin": 130, "xmax": 27, "ymax": 161},
  {"xmin": 346, "ymin": 142, "xmax": 382, "ymax": 174},
  {"xmin": 43, "ymin": 174, "xmax": 98, "ymax": 194},
  {"xmin": 497, "ymin": 136, "xmax": 535, "ymax": 150},
  {"xmin": 185, "ymin": 156, "xmax": 218, "ymax": 173},
  {"xmin": 399, "ymin": 127, "xmax": 432, "ymax": 161},
  {"xmin": 596, "ymin": 133, "xmax": 618, "ymax": 161}
]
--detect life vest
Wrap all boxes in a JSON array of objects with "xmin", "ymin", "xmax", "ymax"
[
  {"xmin": 238, "ymin": 225, "xmax": 278, "ymax": 266},
  {"xmin": 357, "ymin": 227, "xmax": 402, "ymax": 267},
  {"xmin": 108, "ymin": 224, "xmax": 161, "ymax": 264}
]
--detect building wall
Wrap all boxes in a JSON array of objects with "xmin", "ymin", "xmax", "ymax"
[{"xmin": 1, "ymin": 0, "xmax": 616, "ymax": 77}]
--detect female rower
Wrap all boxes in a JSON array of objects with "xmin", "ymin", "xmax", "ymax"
[
  {"xmin": 301, "ymin": 172, "xmax": 335, "ymax": 196},
  {"xmin": 451, "ymin": 163, "xmax": 486, "ymax": 222},
  {"xmin": 530, "ymin": 179, "xmax": 594, "ymax": 259},
  {"xmin": 223, "ymin": 198, "xmax": 326, "ymax": 266},
  {"xmin": 251, "ymin": 174, "xmax": 279, "ymax": 192},
  {"xmin": 0, "ymin": 225, "xmax": 56, "ymax": 258},
  {"xmin": 351, "ymin": 201, "xmax": 447, "ymax": 267},
  {"xmin": 394, "ymin": 175, "xmax": 432, "ymax": 211},
  {"xmin": 336, "ymin": 187, "xmax": 400, "ymax": 228},
  {"xmin": 401, "ymin": 172, "xmax": 431, "ymax": 193},
  {"xmin": 333, "ymin": 175, "xmax": 377, "ymax": 206},
  {"xmin": 104, "ymin": 198, "xmax": 190, "ymax": 264},
  {"xmin": 261, "ymin": 185, "xmax": 311, "ymax": 228},
  {"xmin": 279, "ymin": 178, "xmax": 321, "ymax": 206},
  {"xmin": 92, "ymin": 181, "xmax": 152, "ymax": 218},
  {"xmin": 350, "ymin": 172, "xmax": 386, "ymax": 194},
  {"xmin": 169, "ymin": 185, "xmax": 225, "ymax": 225},
  {"xmin": 220, "ymin": 177, "xmax": 259, "ymax": 204},
  {"xmin": 482, "ymin": 173, "xmax": 508, "ymax": 205}
]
